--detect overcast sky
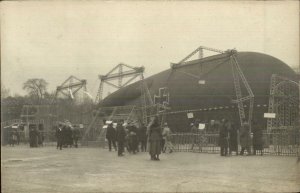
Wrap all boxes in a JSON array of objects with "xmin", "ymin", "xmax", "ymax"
[{"xmin": 1, "ymin": 1, "xmax": 299, "ymax": 98}]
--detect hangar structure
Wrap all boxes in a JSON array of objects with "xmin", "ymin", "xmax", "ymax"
[{"xmin": 95, "ymin": 46, "xmax": 299, "ymax": 132}]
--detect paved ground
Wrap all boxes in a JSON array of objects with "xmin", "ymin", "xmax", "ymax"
[{"xmin": 1, "ymin": 145, "xmax": 300, "ymax": 193}]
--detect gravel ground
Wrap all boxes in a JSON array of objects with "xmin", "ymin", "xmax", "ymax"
[{"xmin": 1, "ymin": 145, "xmax": 300, "ymax": 193}]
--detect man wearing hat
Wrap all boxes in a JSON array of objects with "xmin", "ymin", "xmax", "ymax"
[
  {"xmin": 106, "ymin": 121, "xmax": 117, "ymax": 151},
  {"xmin": 116, "ymin": 121, "xmax": 126, "ymax": 156}
]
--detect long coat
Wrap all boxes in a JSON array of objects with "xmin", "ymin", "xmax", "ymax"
[
  {"xmin": 219, "ymin": 123, "xmax": 229, "ymax": 147},
  {"xmin": 229, "ymin": 124, "xmax": 238, "ymax": 151},
  {"xmin": 148, "ymin": 123, "xmax": 162, "ymax": 155},
  {"xmin": 252, "ymin": 126, "xmax": 263, "ymax": 150},
  {"xmin": 116, "ymin": 125, "xmax": 126, "ymax": 142},
  {"xmin": 240, "ymin": 123, "xmax": 251, "ymax": 148},
  {"xmin": 137, "ymin": 126, "xmax": 147, "ymax": 142},
  {"xmin": 106, "ymin": 125, "xmax": 116, "ymax": 141}
]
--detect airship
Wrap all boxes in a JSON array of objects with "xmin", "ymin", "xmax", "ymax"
[{"xmin": 99, "ymin": 49, "xmax": 298, "ymax": 131}]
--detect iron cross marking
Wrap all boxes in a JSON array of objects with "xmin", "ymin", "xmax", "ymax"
[{"xmin": 154, "ymin": 87, "xmax": 170, "ymax": 107}]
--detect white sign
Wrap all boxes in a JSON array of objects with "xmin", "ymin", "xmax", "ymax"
[
  {"xmin": 264, "ymin": 113, "xmax": 276, "ymax": 118},
  {"xmin": 79, "ymin": 124, "xmax": 84, "ymax": 129},
  {"xmin": 102, "ymin": 125, "xmax": 108, "ymax": 129},
  {"xmin": 12, "ymin": 125, "xmax": 18, "ymax": 129},
  {"xmin": 198, "ymin": 123, "xmax": 205, "ymax": 130},
  {"xmin": 187, "ymin": 112, "xmax": 194, "ymax": 119},
  {"xmin": 198, "ymin": 80, "xmax": 206, "ymax": 85}
]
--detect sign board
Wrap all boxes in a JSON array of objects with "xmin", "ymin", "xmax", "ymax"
[
  {"xmin": 198, "ymin": 80, "xmax": 206, "ymax": 85},
  {"xmin": 198, "ymin": 123, "xmax": 205, "ymax": 130},
  {"xmin": 12, "ymin": 125, "xmax": 18, "ymax": 129},
  {"xmin": 187, "ymin": 112, "xmax": 194, "ymax": 119},
  {"xmin": 264, "ymin": 113, "xmax": 276, "ymax": 118},
  {"xmin": 79, "ymin": 124, "xmax": 84, "ymax": 129}
]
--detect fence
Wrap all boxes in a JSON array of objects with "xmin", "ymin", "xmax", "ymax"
[{"xmin": 170, "ymin": 129, "xmax": 300, "ymax": 156}]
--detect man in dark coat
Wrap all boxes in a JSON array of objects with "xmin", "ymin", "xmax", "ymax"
[
  {"xmin": 219, "ymin": 119, "xmax": 229, "ymax": 156},
  {"xmin": 55, "ymin": 124, "xmax": 63, "ymax": 150},
  {"xmin": 29, "ymin": 127, "xmax": 38, "ymax": 148},
  {"xmin": 252, "ymin": 121, "xmax": 263, "ymax": 156},
  {"xmin": 229, "ymin": 122, "xmax": 239, "ymax": 155},
  {"xmin": 66, "ymin": 126, "xmax": 73, "ymax": 147},
  {"xmin": 148, "ymin": 116, "xmax": 162, "ymax": 160},
  {"xmin": 128, "ymin": 124, "xmax": 138, "ymax": 154},
  {"xmin": 138, "ymin": 123, "xmax": 147, "ymax": 152},
  {"xmin": 116, "ymin": 121, "xmax": 126, "ymax": 156},
  {"xmin": 106, "ymin": 123, "xmax": 117, "ymax": 151},
  {"xmin": 240, "ymin": 119, "xmax": 252, "ymax": 155}
]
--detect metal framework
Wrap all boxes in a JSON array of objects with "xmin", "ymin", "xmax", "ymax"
[
  {"xmin": 95, "ymin": 63, "xmax": 145, "ymax": 103},
  {"xmin": 53, "ymin": 75, "xmax": 87, "ymax": 103},
  {"xmin": 229, "ymin": 52, "xmax": 254, "ymax": 126},
  {"xmin": 267, "ymin": 74, "xmax": 299, "ymax": 130},
  {"xmin": 171, "ymin": 46, "xmax": 254, "ymax": 127},
  {"xmin": 83, "ymin": 64, "xmax": 153, "ymax": 140},
  {"xmin": 178, "ymin": 46, "xmax": 226, "ymax": 65},
  {"xmin": 140, "ymin": 73, "xmax": 154, "ymax": 125}
]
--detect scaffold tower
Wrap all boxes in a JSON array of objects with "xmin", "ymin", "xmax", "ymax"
[{"xmin": 267, "ymin": 74, "xmax": 299, "ymax": 130}]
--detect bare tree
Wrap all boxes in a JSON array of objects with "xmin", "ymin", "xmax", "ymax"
[
  {"xmin": 1, "ymin": 83, "xmax": 10, "ymax": 99},
  {"xmin": 23, "ymin": 78, "xmax": 48, "ymax": 104}
]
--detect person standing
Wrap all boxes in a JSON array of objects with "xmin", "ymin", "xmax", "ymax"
[
  {"xmin": 16, "ymin": 128, "xmax": 20, "ymax": 145},
  {"xmin": 162, "ymin": 122, "xmax": 174, "ymax": 153},
  {"xmin": 138, "ymin": 123, "xmax": 147, "ymax": 152},
  {"xmin": 229, "ymin": 122, "xmax": 239, "ymax": 155},
  {"xmin": 72, "ymin": 125, "xmax": 80, "ymax": 148},
  {"xmin": 128, "ymin": 123, "xmax": 138, "ymax": 154},
  {"xmin": 148, "ymin": 116, "xmax": 162, "ymax": 161},
  {"xmin": 55, "ymin": 124, "xmax": 63, "ymax": 150},
  {"xmin": 240, "ymin": 119, "xmax": 252, "ymax": 156},
  {"xmin": 219, "ymin": 119, "xmax": 229, "ymax": 156},
  {"xmin": 116, "ymin": 121, "xmax": 126, "ymax": 156},
  {"xmin": 252, "ymin": 121, "xmax": 263, "ymax": 156},
  {"xmin": 190, "ymin": 123, "xmax": 199, "ymax": 150},
  {"xmin": 106, "ymin": 122, "xmax": 117, "ymax": 151}
]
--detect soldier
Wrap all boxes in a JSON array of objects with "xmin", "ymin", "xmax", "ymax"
[
  {"xmin": 240, "ymin": 119, "xmax": 252, "ymax": 156},
  {"xmin": 116, "ymin": 121, "xmax": 126, "ymax": 156},
  {"xmin": 106, "ymin": 122, "xmax": 117, "ymax": 151}
]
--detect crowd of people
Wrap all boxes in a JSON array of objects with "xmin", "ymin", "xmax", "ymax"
[
  {"xmin": 28, "ymin": 127, "xmax": 44, "ymax": 147},
  {"xmin": 218, "ymin": 118, "xmax": 264, "ymax": 156},
  {"xmin": 105, "ymin": 116, "xmax": 174, "ymax": 161},
  {"xmin": 8, "ymin": 129, "xmax": 20, "ymax": 146},
  {"xmin": 55, "ymin": 123, "xmax": 81, "ymax": 150}
]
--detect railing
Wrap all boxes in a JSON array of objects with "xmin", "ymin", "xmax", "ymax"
[{"xmin": 170, "ymin": 129, "xmax": 300, "ymax": 156}]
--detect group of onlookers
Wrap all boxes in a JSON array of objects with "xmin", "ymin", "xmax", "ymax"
[
  {"xmin": 29, "ymin": 127, "xmax": 44, "ymax": 147},
  {"xmin": 55, "ymin": 123, "xmax": 81, "ymax": 150},
  {"xmin": 8, "ymin": 129, "xmax": 20, "ymax": 146},
  {"xmin": 218, "ymin": 118, "xmax": 264, "ymax": 156},
  {"xmin": 105, "ymin": 120, "xmax": 148, "ymax": 156},
  {"xmin": 105, "ymin": 116, "xmax": 174, "ymax": 161}
]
